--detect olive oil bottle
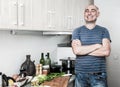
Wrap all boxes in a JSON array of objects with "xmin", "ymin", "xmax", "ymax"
[{"xmin": 40, "ymin": 53, "xmax": 45, "ymax": 65}]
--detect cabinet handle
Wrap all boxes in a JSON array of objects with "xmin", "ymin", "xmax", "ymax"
[
  {"xmin": 67, "ymin": 16, "xmax": 72, "ymax": 30},
  {"xmin": 13, "ymin": 2, "xmax": 18, "ymax": 25},
  {"xmin": 48, "ymin": 10, "xmax": 55, "ymax": 29},
  {"xmin": 19, "ymin": 4, "xmax": 24, "ymax": 26}
]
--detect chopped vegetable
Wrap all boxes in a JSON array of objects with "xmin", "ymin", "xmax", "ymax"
[
  {"xmin": 46, "ymin": 72, "xmax": 65, "ymax": 81},
  {"xmin": 31, "ymin": 72, "xmax": 65, "ymax": 86}
]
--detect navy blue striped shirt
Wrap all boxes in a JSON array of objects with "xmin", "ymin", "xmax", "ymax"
[{"xmin": 72, "ymin": 25, "xmax": 111, "ymax": 74}]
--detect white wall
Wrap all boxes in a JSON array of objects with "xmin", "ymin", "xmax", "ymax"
[
  {"xmin": 0, "ymin": 30, "xmax": 70, "ymax": 76},
  {"xmin": 95, "ymin": 0, "xmax": 120, "ymax": 87}
]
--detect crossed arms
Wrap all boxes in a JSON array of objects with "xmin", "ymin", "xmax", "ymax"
[{"xmin": 71, "ymin": 38, "xmax": 111, "ymax": 57}]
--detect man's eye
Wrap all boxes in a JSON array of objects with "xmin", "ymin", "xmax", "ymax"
[
  {"xmin": 91, "ymin": 9, "xmax": 96, "ymax": 12},
  {"xmin": 85, "ymin": 9, "xmax": 97, "ymax": 13},
  {"xmin": 85, "ymin": 10, "xmax": 89, "ymax": 13}
]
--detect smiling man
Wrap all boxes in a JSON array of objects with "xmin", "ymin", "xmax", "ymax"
[{"xmin": 71, "ymin": 5, "xmax": 111, "ymax": 87}]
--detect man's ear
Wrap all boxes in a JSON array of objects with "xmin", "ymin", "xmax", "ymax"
[{"xmin": 97, "ymin": 11, "xmax": 100, "ymax": 17}]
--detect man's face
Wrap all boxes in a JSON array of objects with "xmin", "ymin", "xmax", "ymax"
[{"xmin": 84, "ymin": 5, "xmax": 99, "ymax": 23}]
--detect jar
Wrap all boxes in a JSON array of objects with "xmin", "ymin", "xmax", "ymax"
[
  {"xmin": 42, "ymin": 65, "xmax": 49, "ymax": 75},
  {"xmin": 36, "ymin": 64, "xmax": 42, "ymax": 75}
]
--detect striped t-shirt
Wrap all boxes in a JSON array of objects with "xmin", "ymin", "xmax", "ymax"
[{"xmin": 71, "ymin": 25, "xmax": 111, "ymax": 74}]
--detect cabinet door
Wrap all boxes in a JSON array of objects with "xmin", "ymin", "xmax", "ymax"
[
  {"xmin": 0, "ymin": 0, "xmax": 11, "ymax": 29},
  {"xmin": 32, "ymin": 0, "xmax": 48, "ymax": 31},
  {"xmin": 17, "ymin": 0, "xmax": 32, "ymax": 30},
  {"xmin": 9, "ymin": 0, "xmax": 18, "ymax": 29},
  {"xmin": 46, "ymin": 0, "xmax": 79, "ymax": 31},
  {"xmin": 0, "ymin": 0, "xmax": 32, "ymax": 30}
]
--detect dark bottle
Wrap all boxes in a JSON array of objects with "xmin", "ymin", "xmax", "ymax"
[
  {"xmin": 45, "ymin": 52, "xmax": 51, "ymax": 67},
  {"xmin": 45, "ymin": 52, "xmax": 51, "ymax": 73},
  {"xmin": 20, "ymin": 55, "xmax": 36, "ymax": 76},
  {"xmin": 40, "ymin": 53, "xmax": 45, "ymax": 65}
]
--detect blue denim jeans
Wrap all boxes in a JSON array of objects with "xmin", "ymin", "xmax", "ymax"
[{"xmin": 75, "ymin": 72, "xmax": 108, "ymax": 87}]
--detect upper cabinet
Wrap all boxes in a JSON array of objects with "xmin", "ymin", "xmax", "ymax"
[
  {"xmin": 32, "ymin": 0, "xmax": 92, "ymax": 31},
  {"xmin": 0, "ymin": 0, "xmax": 92, "ymax": 31},
  {"xmin": 32, "ymin": 0, "xmax": 64, "ymax": 31},
  {"xmin": 17, "ymin": 0, "xmax": 32, "ymax": 30},
  {"xmin": 0, "ymin": 0, "xmax": 32, "ymax": 30}
]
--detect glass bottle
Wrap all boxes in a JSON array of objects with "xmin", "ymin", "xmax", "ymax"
[
  {"xmin": 20, "ymin": 55, "xmax": 36, "ymax": 76},
  {"xmin": 45, "ymin": 53, "xmax": 51, "ymax": 65},
  {"xmin": 40, "ymin": 53, "xmax": 45, "ymax": 65},
  {"xmin": 45, "ymin": 52, "xmax": 51, "ymax": 72}
]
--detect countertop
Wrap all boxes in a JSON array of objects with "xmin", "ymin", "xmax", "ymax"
[{"xmin": 24, "ymin": 75, "xmax": 75, "ymax": 87}]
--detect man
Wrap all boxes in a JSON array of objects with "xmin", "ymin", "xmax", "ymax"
[{"xmin": 71, "ymin": 4, "xmax": 111, "ymax": 87}]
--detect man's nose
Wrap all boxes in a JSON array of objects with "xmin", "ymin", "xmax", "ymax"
[{"xmin": 88, "ymin": 11, "xmax": 92, "ymax": 15}]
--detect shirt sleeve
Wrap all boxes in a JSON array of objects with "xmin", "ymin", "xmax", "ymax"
[
  {"xmin": 71, "ymin": 28, "xmax": 80, "ymax": 41},
  {"xmin": 102, "ymin": 28, "xmax": 111, "ymax": 42}
]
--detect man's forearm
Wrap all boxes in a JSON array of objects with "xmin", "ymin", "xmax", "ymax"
[
  {"xmin": 72, "ymin": 44, "xmax": 102, "ymax": 55},
  {"xmin": 89, "ymin": 39, "xmax": 111, "ymax": 57},
  {"xmin": 88, "ymin": 47, "xmax": 111, "ymax": 57}
]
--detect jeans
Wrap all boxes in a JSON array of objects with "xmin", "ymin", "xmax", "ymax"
[{"xmin": 75, "ymin": 72, "xmax": 108, "ymax": 87}]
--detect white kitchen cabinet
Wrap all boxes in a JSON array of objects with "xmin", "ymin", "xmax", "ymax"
[
  {"xmin": 17, "ymin": 0, "xmax": 32, "ymax": 30},
  {"xmin": 32, "ymin": 0, "xmax": 91, "ymax": 31},
  {"xmin": 0, "ymin": 0, "xmax": 91, "ymax": 31},
  {"xmin": 0, "ymin": 0, "xmax": 32, "ymax": 30},
  {"xmin": 32, "ymin": 0, "xmax": 65, "ymax": 31}
]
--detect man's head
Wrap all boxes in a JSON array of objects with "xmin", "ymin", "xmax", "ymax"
[{"xmin": 84, "ymin": 4, "xmax": 100, "ymax": 23}]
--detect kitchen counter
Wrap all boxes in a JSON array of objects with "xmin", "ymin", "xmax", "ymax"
[{"xmin": 24, "ymin": 75, "xmax": 75, "ymax": 87}]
